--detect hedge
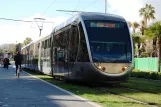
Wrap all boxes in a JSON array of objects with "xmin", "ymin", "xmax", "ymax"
[{"xmin": 131, "ymin": 69, "xmax": 161, "ymax": 80}]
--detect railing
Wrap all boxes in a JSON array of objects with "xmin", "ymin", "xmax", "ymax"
[{"xmin": 134, "ymin": 57, "xmax": 161, "ymax": 71}]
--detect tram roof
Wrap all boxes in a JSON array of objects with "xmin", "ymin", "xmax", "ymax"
[
  {"xmin": 80, "ymin": 12, "xmax": 125, "ymax": 21},
  {"xmin": 55, "ymin": 12, "xmax": 126, "ymax": 31}
]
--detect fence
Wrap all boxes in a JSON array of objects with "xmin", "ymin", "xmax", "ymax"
[{"xmin": 134, "ymin": 57, "xmax": 161, "ymax": 71}]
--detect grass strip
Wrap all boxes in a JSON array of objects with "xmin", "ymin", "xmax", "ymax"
[
  {"xmin": 24, "ymin": 70, "xmax": 147, "ymax": 107},
  {"xmin": 119, "ymin": 77, "xmax": 161, "ymax": 94},
  {"xmin": 130, "ymin": 77, "xmax": 161, "ymax": 87},
  {"xmin": 106, "ymin": 87, "xmax": 161, "ymax": 107},
  {"xmin": 120, "ymin": 82, "xmax": 161, "ymax": 94}
]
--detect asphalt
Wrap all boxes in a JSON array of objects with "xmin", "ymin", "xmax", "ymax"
[{"xmin": 0, "ymin": 65, "xmax": 101, "ymax": 107}]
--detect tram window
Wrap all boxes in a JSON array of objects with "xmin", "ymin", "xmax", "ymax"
[
  {"xmin": 48, "ymin": 38, "xmax": 51, "ymax": 47},
  {"xmin": 64, "ymin": 30, "xmax": 69, "ymax": 48},
  {"xmin": 49, "ymin": 38, "xmax": 52, "ymax": 46},
  {"xmin": 41, "ymin": 42, "xmax": 44, "ymax": 49},
  {"xmin": 35, "ymin": 43, "xmax": 39, "ymax": 63},
  {"xmin": 54, "ymin": 48, "xmax": 58, "ymax": 61},
  {"xmin": 45, "ymin": 40, "xmax": 47, "ymax": 49},
  {"xmin": 38, "ymin": 43, "xmax": 40, "ymax": 48},
  {"xmin": 69, "ymin": 26, "xmax": 79, "ymax": 62},
  {"xmin": 77, "ymin": 23, "xmax": 90, "ymax": 62},
  {"xmin": 55, "ymin": 33, "xmax": 65, "ymax": 62}
]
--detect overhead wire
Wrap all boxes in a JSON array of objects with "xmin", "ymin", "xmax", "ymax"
[
  {"xmin": 40, "ymin": 0, "xmax": 56, "ymax": 29},
  {"xmin": 0, "ymin": 17, "xmax": 54, "ymax": 23},
  {"xmin": 73, "ymin": 0, "xmax": 81, "ymax": 15},
  {"xmin": 74, "ymin": 0, "xmax": 80, "ymax": 11},
  {"xmin": 42, "ymin": 0, "xmax": 56, "ymax": 15},
  {"xmin": 83, "ymin": 0, "xmax": 99, "ymax": 10}
]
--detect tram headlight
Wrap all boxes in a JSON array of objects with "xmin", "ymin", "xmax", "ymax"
[
  {"xmin": 98, "ymin": 65, "xmax": 102, "ymax": 69},
  {"xmin": 121, "ymin": 66, "xmax": 128, "ymax": 71},
  {"xmin": 94, "ymin": 63, "xmax": 106, "ymax": 71}
]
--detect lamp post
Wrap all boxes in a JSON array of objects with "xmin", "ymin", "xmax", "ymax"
[{"xmin": 105, "ymin": 0, "xmax": 107, "ymax": 13}]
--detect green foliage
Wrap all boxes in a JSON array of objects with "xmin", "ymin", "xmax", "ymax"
[
  {"xmin": 23, "ymin": 37, "xmax": 32, "ymax": 46},
  {"xmin": 139, "ymin": 4, "xmax": 155, "ymax": 27},
  {"xmin": 140, "ymin": 52, "xmax": 148, "ymax": 57},
  {"xmin": 0, "ymin": 44, "xmax": 16, "ymax": 55},
  {"xmin": 132, "ymin": 33, "xmax": 140, "ymax": 43},
  {"xmin": 128, "ymin": 21, "xmax": 140, "ymax": 33},
  {"xmin": 132, "ymin": 69, "xmax": 161, "ymax": 80},
  {"xmin": 145, "ymin": 21, "xmax": 161, "ymax": 39},
  {"xmin": 0, "ymin": 48, "xmax": 3, "ymax": 53}
]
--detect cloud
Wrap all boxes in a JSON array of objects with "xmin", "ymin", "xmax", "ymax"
[
  {"xmin": 107, "ymin": 0, "xmax": 161, "ymax": 22},
  {"xmin": 0, "ymin": 13, "xmax": 67, "ymax": 45}
]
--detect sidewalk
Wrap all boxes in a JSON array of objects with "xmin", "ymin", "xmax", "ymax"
[{"xmin": 0, "ymin": 66, "xmax": 101, "ymax": 107}]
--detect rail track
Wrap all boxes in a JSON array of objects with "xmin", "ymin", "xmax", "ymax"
[{"xmin": 88, "ymin": 84, "xmax": 160, "ymax": 107}]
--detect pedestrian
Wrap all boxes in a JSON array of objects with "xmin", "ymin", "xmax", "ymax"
[
  {"xmin": 3, "ymin": 58, "xmax": 5, "ymax": 68},
  {"xmin": 4, "ymin": 58, "xmax": 10, "ymax": 69},
  {"xmin": 14, "ymin": 51, "xmax": 23, "ymax": 76}
]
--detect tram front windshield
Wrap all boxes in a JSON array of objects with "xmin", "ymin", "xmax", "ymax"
[{"xmin": 84, "ymin": 20, "xmax": 132, "ymax": 63}]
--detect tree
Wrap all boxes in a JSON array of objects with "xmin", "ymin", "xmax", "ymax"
[
  {"xmin": 145, "ymin": 21, "xmax": 161, "ymax": 72},
  {"xmin": 128, "ymin": 21, "xmax": 132, "ymax": 28},
  {"xmin": 132, "ymin": 32, "xmax": 145, "ymax": 57},
  {"xmin": 128, "ymin": 21, "xmax": 140, "ymax": 33},
  {"xmin": 23, "ymin": 37, "xmax": 32, "ymax": 46},
  {"xmin": 132, "ymin": 22, "xmax": 140, "ymax": 33},
  {"xmin": 0, "ymin": 48, "xmax": 3, "ymax": 53},
  {"xmin": 139, "ymin": 4, "xmax": 155, "ymax": 28},
  {"xmin": 139, "ymin": 20, "xmax": 146, "ymax": 35}
]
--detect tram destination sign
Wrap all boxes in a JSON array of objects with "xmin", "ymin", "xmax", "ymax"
[{"xmin": 90, "ymin": 22, "xmax": 124, "ymax": 28}]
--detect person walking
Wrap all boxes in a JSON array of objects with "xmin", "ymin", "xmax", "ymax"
[
  {"xmin": 4, "ymin": 58, "xmax": 10, "ymax": 69},
  {"xmin": 14, "ymin": 51, "xmax": 23, "ymax": 76}
]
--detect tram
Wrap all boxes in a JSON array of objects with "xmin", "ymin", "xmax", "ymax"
[{"xmin": 22, "ymin": 12, "xmax": 133, "ymax": 83}]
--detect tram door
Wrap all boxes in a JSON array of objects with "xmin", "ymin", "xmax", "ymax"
[
  {"xmin": 68, "ymin": 25, "xmax": 79, "ymax": 74},
  {"xmin": 53, "ymin": 25, "xmax": 79, "ymax": 77},
  {"xmin": 53, "ymin": 32, "xmax": 68, "ymax": 76}
]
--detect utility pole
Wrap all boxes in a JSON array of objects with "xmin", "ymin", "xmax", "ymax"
[{"xmin": 105, "ymin": 0, "xmax": 107, "ymax": 13}]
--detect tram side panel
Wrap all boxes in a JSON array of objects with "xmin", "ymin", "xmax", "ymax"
[{"xmin": 41, "ymin": 37, "xmax": 52, "ymax": 75}]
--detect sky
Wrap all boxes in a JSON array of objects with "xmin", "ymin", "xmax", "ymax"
[{"xmin": 0, "ymin": 0, "xmax": 161, "ymax": 45}]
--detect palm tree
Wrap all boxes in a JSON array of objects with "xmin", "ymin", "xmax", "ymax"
[
  {"xmin": 145, "ymin": 21, "xmax": 161, "ymax": 72},
  {"xmin": 132, "ymin": 32, "xmax": 146, "ymax": 57},
  {"xmin": 128, "ymin": 21, "xmax": 140, "ymax": 33},
  {"xmin": 139, "ymin": 4, "xmax": 155, "ymax": 28},
  {"xmin": 132, "ymin": 22, "xmax": 140, "ymax": 33},
  {"xmin": 138, "ymin": 20, "xmax": 147, "ymax": 53},
  {"xmin": 132, "ymin": 33, "xmax": 140, "ymax": 57},
  {"xmin": 139, "ymin": 20, "xmax": 146, "ymax": 35},
  {"xmin": 128, "ymin": 21, "xmax": 132, "ymax": 28},
  {"xmin": 23, "ymin": 37, "xmax": 32, "ymax": 46}
]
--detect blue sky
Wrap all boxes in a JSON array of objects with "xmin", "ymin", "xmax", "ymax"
[
  {"xmin": 0, "ymin": 0, "xmax": 108, "ymax": 19},
  {"xmin": 0, "ymin": 0, "xmax": 161, "ymax": 45}
]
